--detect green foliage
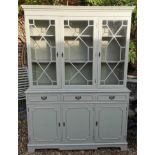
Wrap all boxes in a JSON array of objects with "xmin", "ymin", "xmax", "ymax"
[
  {"xmin": 85, "ymin": 0, "xmax": 136, "ymax": 6},
  {"xmin": 128, "ymin": 41, "xmax": 136, "ymax": 64},
  {"xmin": 18, "ymin": 0, "xmax": 60, "ymax": 15},
  {"xmin": 85, "ymin": 0, "xmax": 103, "ymax": 5},
  {"xmin": 23, "ymin": 0, "xmax": 56, "ymax": 5}
]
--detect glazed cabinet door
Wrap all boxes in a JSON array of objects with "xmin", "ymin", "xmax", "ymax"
[
  {"xmin": 95, "ymin": 104, "xmax": 127, "ymax": 142},
  {"xmin": 62, "ymin": 104, "xmax": 94, "ymax": 143},
  {"xmin": 60, "ymin": 18, "xmax": 98, "ymax": 88},
  {"xmin": 28, "ymin": 104, "xmax": 61, "ymax": 143},
  {"xmin": 26, "ymin": 18, "xmax": 61, "ymax": 88},
  {"xmin": 98, "ymin": 19, "xmax": 129, "ymax": 87}
]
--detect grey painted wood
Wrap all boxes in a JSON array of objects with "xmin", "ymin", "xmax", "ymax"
[
  {"xmin": 95, "ymin": 104, "xmax": 127, "ymax": 143},
  {"xmin": 22, "ymin": 5, "xmax": 134, "ymax": 153},
  {"xmin": 25, "ymin": 87, "xmax": 130, "ymax": 93},
  {"xmin": 62, "ymin": 104, "xmax": 94, "ymax": 143},
  {"xmin": 28, "ymin": 104, "xmax": 61, "ymax": 143},
  {"xmin": 27, "ymin": 94, "xmax": 59, "ymax": 102}
]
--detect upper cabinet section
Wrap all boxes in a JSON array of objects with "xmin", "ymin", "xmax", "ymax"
[{"xmin": 22, "ymin": 6, "xmax": 134, "ymax": 88}]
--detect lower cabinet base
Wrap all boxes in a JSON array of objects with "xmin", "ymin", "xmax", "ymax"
[{"xmin": 28, "ymin": 142, "xmax": 128, "ymax": 153}]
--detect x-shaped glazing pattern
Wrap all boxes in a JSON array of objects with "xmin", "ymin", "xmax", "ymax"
[
  {"xmin": 64, "ymin": 20, "xmax": 93, "ymax": 85},
  {"xmin": 33, "ymin": 62, "xmax": 56, "ymax": 85},
  {"xmin": 65, "ymin": 62, "xmax": 92, "ymax": 85},
  {"xmin": 29, "ymin": 20, "xmax": 57, "ymax": 85},
  {"xmin": 101, "ymin": 62, "xmax": 124, "ymax": 85},
  {"xmin": 101, "ymin": 20, "xmax": 127, "ymax": 85}
]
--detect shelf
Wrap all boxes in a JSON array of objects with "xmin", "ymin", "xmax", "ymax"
[
  {"xmin": 65, "ymin": 60, "xmax": 93, "ymax": 63},
  {"xmin": 30, "ymin": 35, "xmax": 55, "ymax": 37},
  {"xmin": 65, "ymin": 35, "xmax": 93, "ymax": 38},
  {"xmin": 101, "ymin": 60, "xmax": 125, "ymax": 63},
  {"xmin": 32, "ymin": 60, "xmax": 56, "ymax": 63},
  {"xmin": 102, "ymin": 35, "xmax": 126, "ymax": 38}
]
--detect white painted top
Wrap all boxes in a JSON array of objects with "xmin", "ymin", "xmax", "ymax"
[
  {"xmin": 22, "ymin": 5, "xmax": 135, "ymax": 17},
  {"xmin": 22, "ymin": 5, "xmax": 135, "ymax": 11}
]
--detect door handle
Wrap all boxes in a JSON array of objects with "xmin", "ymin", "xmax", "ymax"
[
  {"xmin": 96, "ymin": 121, "xmax": 98, "ymax": 126},
  {"xmin": 63, "ymin": 122, "xmax": 65, "ymax": 127},
  {"xmin": 41, "ymin": 96, "xmax": 47, "ymax": 100},
  {"xmin": 109, "ymin": 95, "xmax": 115, "ymax": 100},
  {"xmin": 99, "ymin": 52, "xmax": 101, "ymax": 57},
  {"xmin": 75, "ymin": 96, "xmax": 82, "ymax": 100}
]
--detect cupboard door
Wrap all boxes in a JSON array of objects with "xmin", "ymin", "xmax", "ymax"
[
  {"xmin": 61, "ymin": 19, "xmax": 98, "ymax": 88},
  {"xmin": 62, "ymin": 104, "xmax": 93, "ymax": 143},
  {"xmin": 95, "ymin": 104, "xmax": 127, "ymax": 142},
  {"xmin": 28, "ymin": 104, "xmax": 61, "ymax": 143},
  {"xmin": 28, "ymin": 19, "xmax": 61, "ymax": 87},
  {"xmin": 98, "ymin": 20, "xmax": 128, "ymax": 86}
]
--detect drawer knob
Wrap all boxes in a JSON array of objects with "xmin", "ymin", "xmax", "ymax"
[
  {"xmin": 41, "ymin": 96, "xmax": 47, "ymax": 100},
  {"xmin": 75, "ymin": 96, "xmax": 82, "ymax": 100},
  {"xmin": 109, "ymin": 96, "xmax": 115, "ymax": 100}
]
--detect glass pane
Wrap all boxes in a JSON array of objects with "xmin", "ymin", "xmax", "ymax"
[
  {"xmin": 64, "ymin": 20, "xmax": 93, "ymax": 86},
  {"xmin": 89, "ymin": 48, "xmax": 93, "ymax": 61},
  {"xmin": 29, "ymin": 20, "xmax": 56, "ymax": 62},
  {"xmin": 30, "ymin": 37, "xmax": 56, "ymax": 61},
  {"xmin": 106, "ymin": 39, "xmax": 120, "ymax": 61},
  {"xmin": 29, "ymin": 20, "xmax": 33, "ymax": 24},
  {"xmin": 123, "ymin": 20, "xmax": 128, "ymax": 25},
  {"xmin": 117, "ymin": 26, "xmax": 127, "ymax": 37},
  {"xmin": 101, "ymin": 20, "xmax": 126, "ymax": 85},
  {"xmin": 70, "ymin": 73, "xmax": 87, "ymax": 85},
  {"xmin": 30, "ymin": 37, "xmax": 50, "ymax": 61},
  {"xmin": 32, "ymin": 63, "xmax": 56, "ymax": 85},
  {"xmin": 65, "ymin": 63, "xmax": 92, "ymax": 85},
  {"xmin": 50, "ymin": 20, "xmax": 55, "ymax": 25},
  {"xmin": 46, "ymin": 26, "xmax": 55, "ymax": 35},
  {"xmin": 105, "ymin": 73, "xmax": 118, "ymax": 85},
  {"xmin": 121, "ymin": 48, "xmax": 125, "ymax": 60},
  {"xmin": 102, "ymin": 26, "xmax": 112, "ymax": 37},
  {"xmin": 116, "ymin": 37, "xmax": 126, "ymax": 47},
  {"xmin": 108, "ymin": 21, "xmax": 122, "ymax": 34},
  {"xmin": 29, "ymin": 20, "xmax": 55, "ymax": 36},
  {"xmin": 113, "ymin": 62, "xmax": 124, "ymax": 81},
  {"xmin": 64, "ymin": 20, "xmax": 93, "ymax": 61},
  {"xmin": 64, "ymin": 38, "xmax": 88, "ymax": 61},
  {"xmin": 101, "ymin": 63, "xmax": 111, "ymax": 81},
  {"xmin": 81, "ymin": 63, "xmax": 92, "ymax": 81},
  {"xmin": 29, "ymin": 19, "xmax": 57, "ymax": 86}
]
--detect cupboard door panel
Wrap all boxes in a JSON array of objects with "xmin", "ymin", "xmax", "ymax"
[
  {"xmin": 29, "ymin": 104, "xmax": 61, "ymax": 143},
  {"xmin": 62, "ymin": 104, "xmax": 93, "ymax": 143},
  {"xmin": 95, "ymin": 104, "xmax": 127, "ymax": 142}
]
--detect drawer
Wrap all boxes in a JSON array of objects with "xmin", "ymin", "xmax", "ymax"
[
  {"xmin": 97, "ymin": 94, "xmax": 128, "ymax": 102},
  {"xmin": 27, "ymin": 94, "xmax": 59, "ymax": 102},
  {"xmin": 63, "ymin": 94, "xmax": 93, "ymax": 102}
]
